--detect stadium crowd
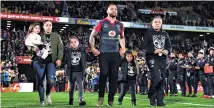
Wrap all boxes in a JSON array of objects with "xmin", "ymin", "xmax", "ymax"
[{"xmin": 1, "ymin": 1, "xmax": 214, "ymax": 27}]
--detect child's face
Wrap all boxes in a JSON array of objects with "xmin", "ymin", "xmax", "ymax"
[
  {"xmin": 170, "ymin": 53, "xmax": 175, "ymax": 58},
  {"xmin": 126, "ymin": 54, "xmax": 133, "ymax": 63},
  {"xmin": 179, "ymin": 54, "xmax": 183, "ymax": 59},
  {"xmin": 33, "ymin": 25, "xmax": 40, "ymax": 34},
  {"xmin": 70, "ymin": 38, "xmax": 79, "ymax": 49}
]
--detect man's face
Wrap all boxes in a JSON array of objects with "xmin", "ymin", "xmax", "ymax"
[
  {"xmin": 152, "ymin": 18, "xmax": 162, "ymax": 31},
  {"xmin": 70, "ymin": 38, "xmax": 79, "ymax": 49},
  {"xmin": 43, "ymin": 21, "xmax": 52, "ymax": 34},
  {"xmin": 107, "ymin": 5, "xmax": 118, "ymax": 18}
]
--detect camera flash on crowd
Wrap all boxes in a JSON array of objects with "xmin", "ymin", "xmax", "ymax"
[
  {"xmin": 7, "ymin": 26, "xmax": 10, "ymax": 28},
  {"xmin": 60, "ymin": 29, "xmax": 64, "ymax": 31},
  {"xmin": 65, "ymin": 25, "xmax": 69, "ymax": 27},
  {"xmin": 7, "ymin": 21, "xmax": 11, "ymax": 22},
  {"xmin": 7, "ymin": 23, "xmax": 11, "ymax": 25},
  {"xmin": 63, "ymin": 27, "xmax": 66, "ymax": 29},
  {"xmin": 207, "ymin": 33, "xmax": 210, "ymax": 35},
  {"xmin": 199, "ymin": 34, "xmax": 203, "ymax": 37}
]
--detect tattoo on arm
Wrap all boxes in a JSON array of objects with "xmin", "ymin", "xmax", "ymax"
[{"xmin": 89, "ymin": 30, "xmax": 98, "ymax": 49}]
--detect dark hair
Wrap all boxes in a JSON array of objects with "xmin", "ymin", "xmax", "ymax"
[
  {"xmin": 121, "ymin": 50, "xmax": 136, "ymax": 66},
  {"xmin": 151, "ymin": 16, "xmax": 162, "ymax": 23},
  {"xmin": 69, "ymin": 36, "xmax": 79, "ymax": 41},
  {"xmin": 43, "ymin": 20, "xmax": 52, "ymax": 25},
  {"xmin": 108, "ymin": 3, "xmax": 116, "ymax": 9}
]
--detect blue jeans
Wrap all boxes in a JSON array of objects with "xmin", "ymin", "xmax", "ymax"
[{"xmin": 33, "ymin": 60, "xmax": 56, "ymax": 102}]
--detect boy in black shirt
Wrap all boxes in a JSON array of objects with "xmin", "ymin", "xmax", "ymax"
[{"xmin": 65, "ymin": 36, "xmax": 86, "ymax": 106}]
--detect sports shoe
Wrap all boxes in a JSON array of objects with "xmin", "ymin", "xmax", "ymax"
[
  {"xmin": 186, "ymin": 94, "xmax": 191, "ymax": 97},
  {"xmin": 211, "ymin": 95, "xmax": 214, "ymax": 99},
  {"xmin": 69, "ymin": 99, "xmax": 74, "ymax": 105},
  {"xmin": 191, "ymin": 94, "xmax": 197, "ymax": 97},
  {"xmin": 97, "ymin": 98, "xmax": 104, "ymax": 106},
  {"xmin": 40, "ymin": 101, "xmax": 45, "ymax": 106},
  {"xmin": 46, "ymin": 95, "xmax": 52, "ymax": 105},
  {"xmin": 107, "ymin": 101, "xmax": 113, "ymax": 106},
  {"xmin": 132, "ymin": 101, "xmax": 137, "ymax": 106},
  {"xmin": 157, "ymin": 103, "xmax": 166, "ymax": 107},
  {"xmin": 79, "ymin": 101, "xmax": 86, "ymax": 106}
]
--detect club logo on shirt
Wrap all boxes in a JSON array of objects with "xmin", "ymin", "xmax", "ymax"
[
  {"xmin": 128, "ymin": 64, "xmax": 134, "ymax": 76},
  {"xmin": 153, "ymin": 35, "xmax": 165, "ymax": 49},
  {"xmin": 104, "ymin": 23, "xmax": 108, "ymax": 28},
  {"xmin": 108, "ymin": 30, "xmax": 116, "ymax": 37},
  {"xmin": 71, "ymin": 52, "xmax": 81, "ymax": 65},
  {"xmin": 45, "ymin": 42, "xmax": 52, "ymax": 54}
]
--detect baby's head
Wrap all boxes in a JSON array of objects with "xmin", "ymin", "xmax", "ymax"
[{"xmin": 27, "ymin": 23, "xmax": 41, "ymax": 35}]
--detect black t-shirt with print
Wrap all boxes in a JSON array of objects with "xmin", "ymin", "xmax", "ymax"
[
  {"xmin": 127, "ymin": 63, "xmax": 136, "ymax": 80},
  {"xmin": 70, "ymin": 48, "xmax": 82, "ymax": 72},
  {"xmin": 44, "ymin": 34, "xmax": 52, "ymax": 63}
]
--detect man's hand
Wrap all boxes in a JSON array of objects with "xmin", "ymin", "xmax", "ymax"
[
  {"xmin": 92, "ymin": 48, "xmax": 100, "ymax": 56},
  {"xmin": 162, "ymin": 50, "xmax": 169, "ymax": 55},
  {"xmin": 56, "ymin": 60, "xmax": 62, "ymax": 67},
  {"xmin": 120, "ymin": 48, "xmax": 126, "ymax": 57},
  {"xmin": 154, "ymin": 49, "xmax": 163, "ymax": 54}
]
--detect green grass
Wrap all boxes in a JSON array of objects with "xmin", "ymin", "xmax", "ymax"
[{"xmin": 1, "ymin": 92, "xmax": 214, "ymax": 108}]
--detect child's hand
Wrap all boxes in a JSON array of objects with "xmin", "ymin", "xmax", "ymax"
[{"xmin": 34, "ymin": 47, "xmax": 39, "ymax": 52}]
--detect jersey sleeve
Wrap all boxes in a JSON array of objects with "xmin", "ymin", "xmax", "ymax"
[{"xmin": 94, "ymin": 21, "xmax": 102, "ymax": 32}]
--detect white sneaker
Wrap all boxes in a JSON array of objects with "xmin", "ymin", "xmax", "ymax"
[
  {"xmin": 40, "ymin": 101, "xmax": 45, "ymax": 106},
  {"xmin": 212, "ymin": 95, "xmax": 214, "ymax": 99},
  {"xmin": 46, "ymin": 95, "xmax": 52, "ymax": 105}
]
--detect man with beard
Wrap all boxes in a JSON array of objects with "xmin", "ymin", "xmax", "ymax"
[
  {"xmin": 89, "ymin": 4, "xmax": 126, "ymax": 106},
  {"xmin": 141, "ymin": 16, "xmax": 172, "ymax": 106}
]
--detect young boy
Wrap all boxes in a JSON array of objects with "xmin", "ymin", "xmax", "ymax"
[{"xmin": 65, "ymin": 36, "xmax": 86, "ymax": 106}]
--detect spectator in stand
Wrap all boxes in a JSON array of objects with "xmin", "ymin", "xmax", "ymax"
[{"xmin": 19, "ymin": 74, "xmax": 27, "ymax": 83}]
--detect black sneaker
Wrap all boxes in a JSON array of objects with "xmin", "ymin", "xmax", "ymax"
[
  {"xmin": 186, "ymin": 94, "xmax": 191, "ymax": 97},
  {"xmin": 149, "ymin": 98, "xmax": 156, "ymax": 107},
  {"xmin": 157, "ymin": 103, "xmax": 166, "ymax": 107},
  {"xmin": 132, "ymin": 101, "xmax": 137, "ymax": 106},
  {"xmin": 107, "ymin": 101, "xmax": 113, "ymax": 106},
  {"xmin": 150, "ymin": 103, "xmax": 156, "ymax": 107},
  {"xmin": 69, "ymin": 99, "xmax": 74, "ymax": 105},
  {"xmin": 79, "ymin": 101, "xmax": 86, "ymax": 106}
]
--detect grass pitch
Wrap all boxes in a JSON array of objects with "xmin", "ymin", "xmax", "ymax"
[{"xmin": 1, "ymin": 92, "xmax": 214, "ymax": 108}]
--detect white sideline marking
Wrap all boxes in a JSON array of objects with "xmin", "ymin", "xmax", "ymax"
[{"xmin": 89, "ymin": 94, "xmax": 214, "ymax": 107}]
